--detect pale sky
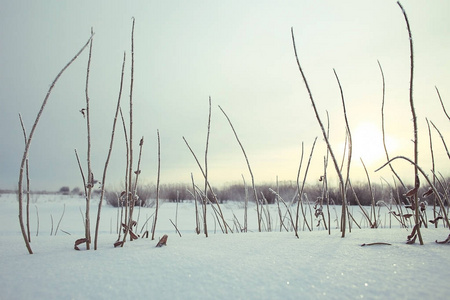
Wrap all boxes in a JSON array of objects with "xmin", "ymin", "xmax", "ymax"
[{"xmin": 1, "ymin": 1, "xmax": 449, "ymax": 191}]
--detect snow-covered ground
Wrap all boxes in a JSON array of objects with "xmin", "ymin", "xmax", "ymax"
[{"xmin": 1, "ymin": 193, "xmax": 449, "ymax": 299}]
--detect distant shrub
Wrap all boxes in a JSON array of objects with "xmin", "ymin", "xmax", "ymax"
[{"xmin": 59, "ymin": 186, "xmax": 70, "ymax": 195}]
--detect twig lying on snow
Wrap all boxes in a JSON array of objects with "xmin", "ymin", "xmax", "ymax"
[{"xmin": 361, "ymin": 242, "xmax": 392, "ymax": 247}]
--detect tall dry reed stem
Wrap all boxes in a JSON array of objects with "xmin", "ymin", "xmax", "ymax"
[
  {"xmin": 122, "ymin": 17, "xmax": 136, "ymax": 246},
  {"xmin": 152, "ymin": 130, "xmax": 161, "ymax": 240},
  {"xmin": 218, "ymin": 105, "xmax": 261, "ymax": 232},
  {"xmin": 75, "ymin": 149, "xmax": 88, "ymax": 197},
  {"xmin": 426, "ymin": 119, "xmax": 438, "ymax": 228},
  {"xmin": 18, "ymin": 114, "xmax": 31, "ymax": 243},
  {"xmin": 323, "ymin": 112, "xmax": 331, "ymax": 235},
  {"xmin": 93, "ymin": 51, "xmax": 126, "ymax": 250},
  {"xmin": 18, "ymin": 34, "xmax": 93, "ymax": 254},
  {"xmin": 294, "ymin": 142, "xmax": 305, "ymax": 234},
  {"xmin": 333, "ymin": 69, "xmax": 352, "ymax": 188},
  {"xmin": 360, "ymin": 158, "xmax": 377, "ymax": 227},
  {"xmin": 291, "ymin": 27, "xmax": 348, "ymax": 237},
  {"xmin": 119, "ymin": 107, "xmax": 129, "ymax": 236},
  {"xmin": 378, "ymin": 60, "xmax": 405, "ymax": 188},
  {"xmin": 397, "ymin": 1, "xmax": 423, "ymax": 245},
  {"xmin": 333, "ymin": 69, "xmax": 352, "ymax": 233},
  {"xmin": 295, "ymin": 138, "xmax": 317, "ymax": 236},
  {"xmin": 83, "ymin": 28, "xmax": 94, "ymax": 250},
  {"xmin": 242, "ymin": 174, "xmax": 248, "ymax": 232},
  {"xmin": 204, "ymin": 97, "xmax": 212, "ymax": 236},
  {"xmin": 191, "ymin": 173, "xmax": 201, "ymax": 234}
]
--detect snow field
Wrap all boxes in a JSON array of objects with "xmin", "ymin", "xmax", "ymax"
[{"xmin": 1, "ymin": 194, "xmax": 449, "ymax": 299}]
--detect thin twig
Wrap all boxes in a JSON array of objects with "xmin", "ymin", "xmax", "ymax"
[
  {"xmin": 430, "ymin": 120, "xmax": 450, "ymax": 160},
  {"xmin": 218, "ymin": 105, "xmax": 261, "ymax": 232},
  {"xmin": 435, "ymin": 86, "xmax": 450, "ymax": 121},
  {"xmin": 54, "ymin": 204, "xmax": 66, "ymax": 235}
]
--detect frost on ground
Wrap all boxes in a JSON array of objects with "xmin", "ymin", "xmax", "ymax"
[{"xmin": 1, "ymin": 194, "xmax": 449, "ymax": 299}]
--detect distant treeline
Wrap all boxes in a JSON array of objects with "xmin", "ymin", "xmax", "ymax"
[{"xmin": 103, "ymin": 179, "xmax": 448, "ymax": 208}]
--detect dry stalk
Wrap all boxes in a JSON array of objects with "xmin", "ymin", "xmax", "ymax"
[
  {"xmin": 348, "ymin": 180, "xmax": 374, "ymax": 228},
  {"xmin": 295, "ymin": 138, "xmax": 317, "ymax": 236},
  {"xmin": 122, "ymin": 17, "xmax": 136, "ymax": 246},
  {"xmin": 269, "ymin": 188, "xmax": 295, "ymax": 230},
  {"xmin": 360, "ymin": 158, "xmax": 377, "ymax": 227},
  {"xmin": 82, "ymin": 28, "xmax": 95, "ymax": 250},
  {"xmin": 275, "ymin": 176, "xmax": 285, "ymax": 232},
  {"xmin": 34, "ymin": 205, "xmax": 40, "ymax": 236},
  {"xmin": 218, "ymin": 105, "xmax": 261, "ymax": 232},
  {"xmin": 333, "ymin": 69, "xmax": 354, "ymax": 234},
  {"xmin": 294, "ymin": 142, "xmax": 305, "ymax": 234},
  {"xmin": 323, "ymin": 112, "xmax": 332, "ymax": 235},
  {"xmin": 183, "ymin": 136, "xmax": 228, "ymax": 233},
  {"xmin": 118, "ymin": 107, "xmax": 129, "ymax": 238},
  {"xmin": 93, "ymin": 51, "xmax": 126, "ymax": 249},
  {"xmin": 426, "ymin": 119, "xmax": 438, "ymax": 228},
  {"xmin": 378, "ymin": 60, "xmax": 405, "ymax": 188},
  {"xmin": 17, "ymin": 34, "xmax": 93, "ymax": 254},
  {"xmin": 54, "ymin": 204, "xmax": 66, "ymax": 235},
  {"xmin": 333, "ymin": 69, "xmax": 352, "ymax": 188},
  {"xmin": 242, "ymin": 174, "xmax": 248, "ymax": 232},
  {"xmin": 204, "ymin": 97, "xmax": 212, "ymax": 234},
  {"xmin": 291, "ymin": 27, "xmax": 348, "ymax": 237},
  {"xmin": 18, "ymin": 113, "xmax": 31, "ymax": 243},
  {"xmin": 50, "ymin": 214, "xmax": 54, "ymax": 236},
  {"xmin": 430, "ymin": 121, "xmax": 450, "ymax": 160},
  {"xmin": 376, "ymin": 156, "xmax": 450, "ymax": 230},
  {"xmin": 191, "ymin": 173, "xmax": 201, "ymax": 234},
  {"xmin": 152, "ymin": 130, "xmax": 161, "ymax": 240},
  {"xmin": 435, "ymin": 87, "xmax": 450, "ymax": 121},
  {"xmin": 397, "ymin": 1, "xmax": 423, "ymax": 244}
]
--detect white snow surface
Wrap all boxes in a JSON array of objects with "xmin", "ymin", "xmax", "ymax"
[{"xmin": 1, "ymin": 194, "xmax": 449, "ymax": 300}]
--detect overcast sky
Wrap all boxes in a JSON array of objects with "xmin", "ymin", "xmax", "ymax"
[{"xmin": 1, "ymin": 1, "xmax": 449, "ymax": 192}]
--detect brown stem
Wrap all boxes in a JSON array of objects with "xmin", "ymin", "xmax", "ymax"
[
  {"xmin": 426, "ymin": 119, "xmax": 438, "ymax": 228},
  {"xmin": 94, "ymin": 51, "xmax": 126, "ymax": 250},
  {"xmin": 18, "ymin": 113, "xmax": 31, "ymax": 243},
  {"xmin": 122, "ymin": 17, "xmax": 136, "ymax": 246},
  {"xmin": 84, "ymin": 28, "xmax": 94, "ymax": 250},
  {"xmin": 204, "ymin": 97, "xmax": 212, "ymax": 236},
  {"xmin": 378, "ymin": 60, "xmax": 405, "ymax": 188},
  {"xmin": 17, "ymin": 34, "xmax": 93, "ymax": 254},
  {"xmin": 397, "ymin": 1, "xmax": 423, "ymax": 245},
  {"xmin": 152, "ymin": 130, "xmax": 161, "ymax": 240},
  {"xmin": 291, "ymin": 27, "xmax": 348, "ymax": 237}
]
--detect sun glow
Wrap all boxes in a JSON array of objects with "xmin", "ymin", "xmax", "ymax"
[{"xmin": 343, "ymin": 122, "xmax": 398, "ymax": 167}]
